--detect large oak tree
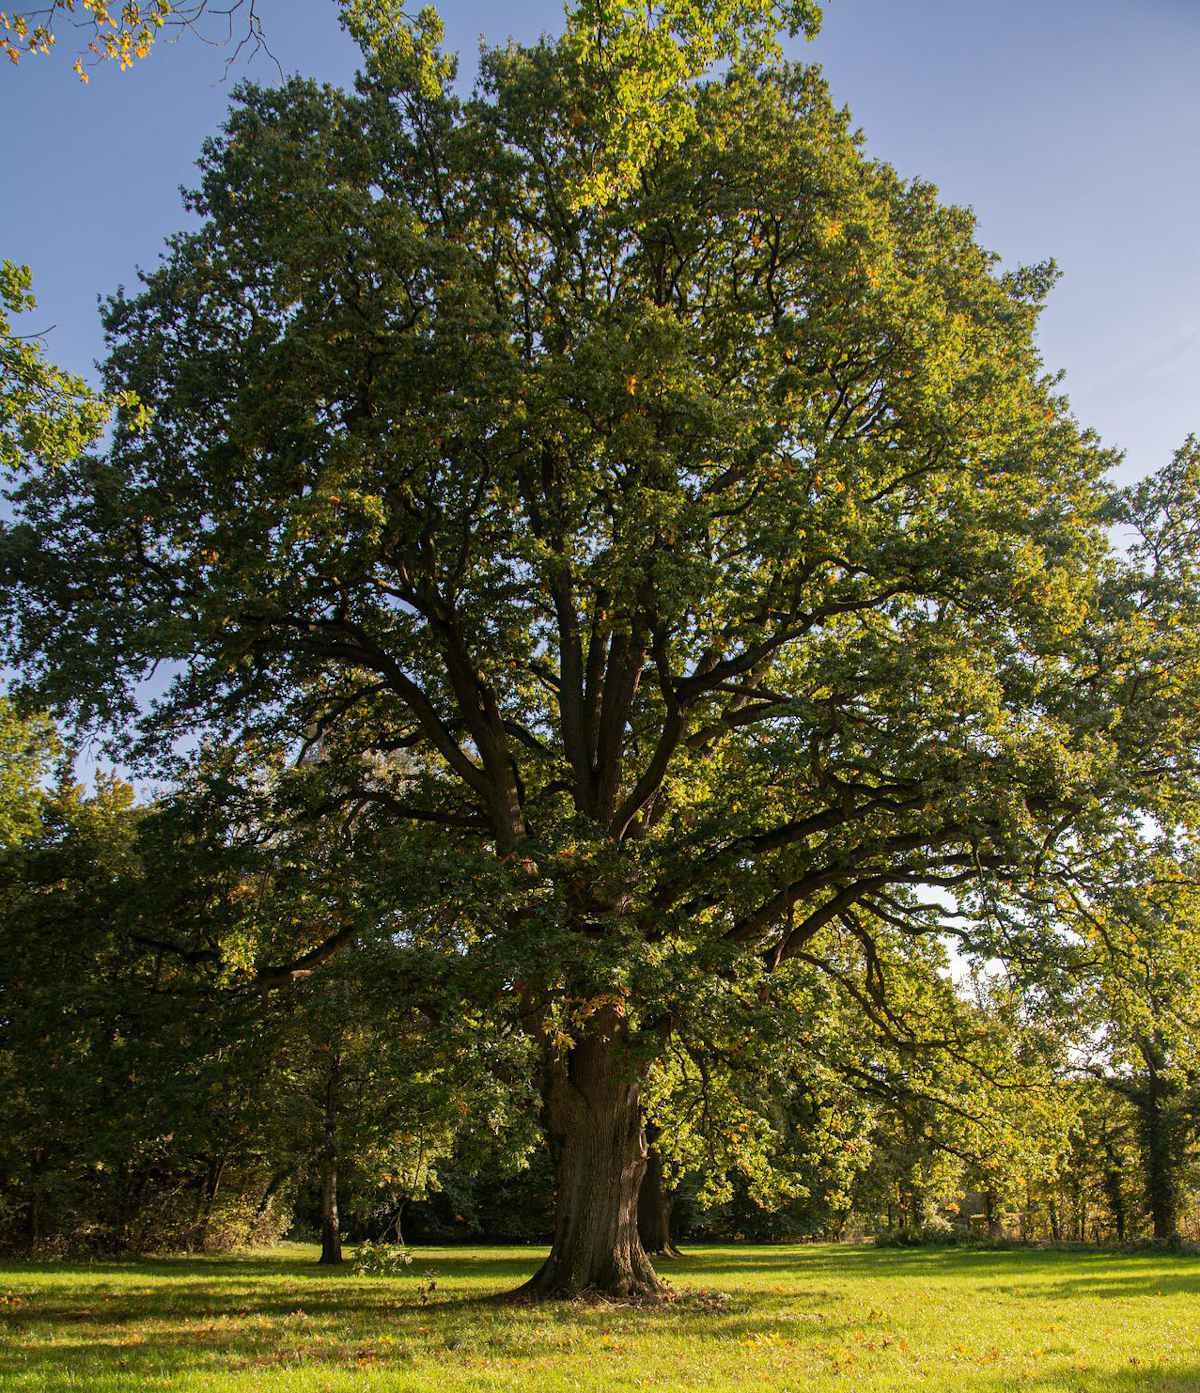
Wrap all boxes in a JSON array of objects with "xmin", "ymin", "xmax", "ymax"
[{"xmin": 3, "ymin": 20, "xmax": 1191, "ymax": 1295}]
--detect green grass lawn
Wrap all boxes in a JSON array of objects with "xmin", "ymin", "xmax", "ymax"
[{"xmin": 1, "ymin": 1241, "xmax": 1198, "ymax": 1392}]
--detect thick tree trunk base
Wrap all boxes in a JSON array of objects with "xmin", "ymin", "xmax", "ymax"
[{"xmin": 506, "ymin": 1006, "xmax": 668, "ymax": 1302}]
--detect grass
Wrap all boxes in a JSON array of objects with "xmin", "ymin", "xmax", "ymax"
[{"xmin": 1, "ymin": 1241, "xmax": 1199, "ymax": 1392}]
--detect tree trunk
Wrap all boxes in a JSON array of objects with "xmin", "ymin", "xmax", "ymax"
[
  {"xmin": 1101, "ymin": 1140, "xmax": 1126, "ymax": 1243},
  {"xmin": 516, "ymin": 1007, "xmax": 664, "ymax": 1301},
  {"xmin": 194, "ymin": 1156, "xmax": 226, "ymax": 1252},
  {"xmin": 1138, "ymin": 1085, "xmax": 1182, "ymax": 1244},
  {"xmin": 320, "ymin": 1156, "xmax": 342, "ymax": 1264},
  {"xmin": 637, "ymin": 1127, "xmax": 680, "ymax": 1258},
  {"xmin": 1048, "ymin": 1198, "xmax": 1061, "ymax": 1244},
  {"xmin": 984, "ymin": 1189, "xmax": 1000, "ymax": 1241},
  {"xmin": 391, "ymin": 1198, "xmax": 407, "ymax": 1247},
  {"xmin": 26, "ymin": 1189, "xmax": 43, "ymax": 1252},
  {"xmin": 318, "ymin": 1054, "xmax": 343, "ymax": 1265}
]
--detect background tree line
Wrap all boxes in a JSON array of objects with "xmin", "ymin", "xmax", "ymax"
[{"xmin": 2, "ymin": 713, "xmax": 1196, "ymax": 1257}]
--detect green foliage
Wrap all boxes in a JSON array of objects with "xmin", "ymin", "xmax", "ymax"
[
  {"xmin": 0, "ymin": 743, "xmax": 540, "ymax": 1257},
  {"xmin": 350, "ymin": 1237, "xmax": 413, "ymax": 1275},
  {"xmin": 0, "ymin": 37, "xmax": 1140, "ymax": 997},
  {"xmin": 559, "ymin": 0, "xmax": 825, "ymax": 205},
  {"xmin": 0, "ymin": 771, "xmax": 268, "ymax": 1253},
  {"xmin": 339, "ymin": 0, "xmax": 827, "ymax": 205},
  {"xmin": 0, "ymin": 696, "xmax": 57, "ymax": 850},
  {"xmin": 339, "ymin": 1, "xmax": 454, "ymax": 97},
  {"xmin": 0, "ymin": 261, "xmax": 138, "ymax": 476}
]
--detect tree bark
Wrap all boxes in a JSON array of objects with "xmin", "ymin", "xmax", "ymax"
[
  {"xmin": 515, "ymin": 1007, "xmax": 665, "ymax": 1300},
  {"xmin": 318, "ymin": 1053, "xmax": 343, "ymax": 1265},
  {"xmin": 637, "ymin": 1127, "xmax": 681, "ymax": 1258}
]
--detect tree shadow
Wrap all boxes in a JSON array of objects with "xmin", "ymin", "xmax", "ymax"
[{"xmin": 674, "ymin": 1244, "xmax": 1200, "ymax": 1288}]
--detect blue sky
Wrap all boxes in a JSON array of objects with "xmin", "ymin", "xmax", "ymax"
[{"xmin": 3, "ymin": 0, "xmax": 1198, "ymax": 484}]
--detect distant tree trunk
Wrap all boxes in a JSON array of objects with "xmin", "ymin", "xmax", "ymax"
[
  {"xmin": 984, "ymin": 1190, "xmax": 1000, "ymax": 1240},
  {"xmin": 390, "ymin": 1197, "xmax": 408, "ymax": 1247},
  {"xmin": 319, "ymin": 1053, "xmax": 343, "ymax": 1265},
  {"xmin": 1101, "ymin": 1139, "xmax": 1126, "ymax": 1243},
  {"xmin": 514, "ymin": 1007, "xmax": 663, "ymax": 1301},
  {"xmin": 1137, "ymin": 1083, "xmax": 1182, "ymax": 1244},
  {"xmin": 115, "ymin": 1162, "xmax": 151, "ymax": 1249},
  {"xmin": 26, "ymin": 1186, "xmax": 43, "ymax": 1251},
  {"xmin": 637, "ymin": 1125, "xmax": 680, "ymax": 1258},
  {"xmin": 1048, "ymin": 1198, "xmax": 1062, "ymax": 1244},
  {"xmin": 1114, "ymin": 1041, "xmax": 1187, "ymax": 1246},
  {"xmin": 194, "ymin": 1156, "xmax": 226, "ymax": 1252}
]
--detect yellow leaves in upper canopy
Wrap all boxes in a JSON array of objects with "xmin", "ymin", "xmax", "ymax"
[{"xmin": 557, "ymin": 0, "xmax": 825, "ymax": 208}]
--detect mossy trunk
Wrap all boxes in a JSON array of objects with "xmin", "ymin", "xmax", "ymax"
[
  {"xmin": 517, "ymin": 1007, "xmax": 665, "ymax": 1301},
  {"xmin": 1138, "ymin": 1085, "xmax": 1183, "ymax": 1244}
]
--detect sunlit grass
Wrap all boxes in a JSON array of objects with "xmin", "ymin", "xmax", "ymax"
[{"xmin": 1, "ymin": 1241, "xmax": 1198, "ymax": 1391}]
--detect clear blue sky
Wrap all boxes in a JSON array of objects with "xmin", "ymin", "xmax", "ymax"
[{"xmin": 3, "ymin": 0, "xmax": 1198, "ymax": 484}]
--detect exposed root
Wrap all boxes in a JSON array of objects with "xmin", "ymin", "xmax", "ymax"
[{"xmin": 497, "ymin": 1272, "xmax": 676, "ymax": 1307}]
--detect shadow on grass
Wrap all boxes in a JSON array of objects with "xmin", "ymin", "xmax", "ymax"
[{"xmin": 0, "ymin": 1248, "xmax": 545, "ymax": 1284}]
